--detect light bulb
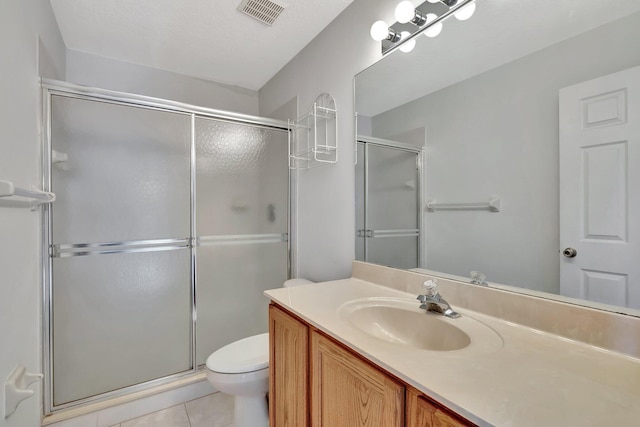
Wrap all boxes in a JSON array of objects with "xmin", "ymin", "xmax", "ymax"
[
  {"xmin": 399, "ymin": 31, "xmax": 416, "ymax": 53},
  {"xmin": 395, "ymin": 1, "xmax": 415, "ymax": 24},
  {"xmin": 427, "ymin": 0, "xmax": 440, "ymax": 3},
  {"xmin": 454, "ymin": 2, "xmax": 476, "ymax": 20},
  {"xmin": 423, "ymin": 13, "xmax": 442, "ymax": 38},
  {"xmin": 370, "ymin": 20, "xmax": 389, "ymax": 41}
]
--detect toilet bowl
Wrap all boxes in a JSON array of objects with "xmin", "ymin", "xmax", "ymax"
[
  {"xmin": 206, "ymin": 334, "xmax": 270, "ymax": 427},
  {"xmin": 205, "ymin": 278, "xmax": 313, "ymax": 427}
]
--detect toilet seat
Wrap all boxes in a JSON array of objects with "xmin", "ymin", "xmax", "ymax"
[{"xmin": 206, "ymin": 333, "xmax": 269, "ymax": 374}]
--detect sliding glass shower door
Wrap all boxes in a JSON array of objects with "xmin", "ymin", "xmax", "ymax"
[
  {"xmin": 49, "ymin": 95, "xmax": 193, "ymax": 406},
  {"xmin": 44, "ymin": 85, "xmax": 291, "ymax": 411},
  {"xmin": 194, "ymin": 117, "xmax": 289, "ymax": 364}
]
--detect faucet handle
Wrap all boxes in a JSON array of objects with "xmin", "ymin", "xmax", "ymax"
[{"xmin": 422, "ymin": 279, "xmax": 438, "ymax": 296}]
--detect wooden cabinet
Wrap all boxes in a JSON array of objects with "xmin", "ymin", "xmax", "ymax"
[
  {"xmin": 269, "ymin": 303, "xmax": 474, "ymax": 427},
  {"xmin": 310, "ymin": 330, "xmax": 404, "ymax": 427},
  {"xmin": 269, "ymin": 304, "xmax": 309, "ymax": 427},
  {"xmin": 406, "ymin": 387, "xmax": 469, "ymax": 427}
]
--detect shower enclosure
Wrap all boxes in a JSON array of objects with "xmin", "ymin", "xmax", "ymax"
[
  {"xmin": 42, "ymin": 81, "xmax": 290, "ymax": 412},
  {"xmin": 355, "ymin": 137, "xmax": 422, "ymax": 270}
]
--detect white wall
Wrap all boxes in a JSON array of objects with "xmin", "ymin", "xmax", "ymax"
[
  {"xmin": 0, "ymin": 0, "xmax": 66, "ymax": 425},
  {"xmin": 356, "ymin": 115, "xmax": 373, "ymax": 137},
  {"xmin": 371, "ymin": 12, "xmax": 640, "ymax": 292},
  {"xmin": 259, "ymin": 0, "xmax": 398, "ymax": 281},
  {"xmin": 66, "ymin": 50, "xmax": 260, "ymax": 115}
]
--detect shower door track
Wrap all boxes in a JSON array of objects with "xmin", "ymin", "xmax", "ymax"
[
  {"xmin": 41, "ymin": 79, "xmax": 288, "ymax": 131},
  {"xmin": 41, "ymin": 80, "xmax": 293, "ymax": 414}
]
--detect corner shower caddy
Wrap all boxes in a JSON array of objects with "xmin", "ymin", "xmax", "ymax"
[{"xmin": 289, "ymin": 93, "xmax": 337, "ymax": 170}]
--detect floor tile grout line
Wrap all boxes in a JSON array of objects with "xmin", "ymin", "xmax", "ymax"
[
  {"xmin": 183, "ymin": 403, "xmax": 192, "ymax": 427},
  {"xmin": 110, "ymin": 392, "xmax": 233, "ymax": 427}
]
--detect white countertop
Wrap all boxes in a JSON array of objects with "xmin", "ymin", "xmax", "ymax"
[{"xmin": 265, "ymin": 278, "xmax": 640, "ymax": 427}]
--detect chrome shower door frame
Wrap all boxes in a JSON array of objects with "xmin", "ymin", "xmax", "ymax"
[{"xmin": 41, "ymin": 79, "xmax": 292, "ymax": 414}]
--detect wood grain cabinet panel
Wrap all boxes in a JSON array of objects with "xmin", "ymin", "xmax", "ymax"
[
  {"xmin": 406, "ymin": 386, "xmax": 473, "ymax": 427},
  {"xmin": 310, "ymin": 330, "xmax": 404, "ymax": 427},
  {"xmin": 269, "ymin": 304, "xmax": 309, "ymax": 427},
  {"xmin": 269, "ymin": 303, "xmax": 475, "ymax": 427}
]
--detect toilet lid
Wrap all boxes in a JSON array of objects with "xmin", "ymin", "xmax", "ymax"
[{"xmin": 206, "ymin": 333, "xmax": 269, "ymax": 374}]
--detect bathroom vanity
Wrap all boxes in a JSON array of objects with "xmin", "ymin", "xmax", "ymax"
[
  {"xmin": 265, "ymin": 262, "xmax": 640, "ymax": 426},
  {"xmin": 269, "ymin": 303, "xmax": 470, "ymax": 426}
]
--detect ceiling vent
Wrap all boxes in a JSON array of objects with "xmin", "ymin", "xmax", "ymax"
[{"xmin": 238, "ymin": 0, "xmax": 287, "ymax": 26}]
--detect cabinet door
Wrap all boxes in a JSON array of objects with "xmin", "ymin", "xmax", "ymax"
[
  {"xmin": 311, "ymin": 331, "xmax": 404, "ymax": 427},
  {"xmin": 406, "ymin": 386, "xmax": 473, "ymax": 427},
  {"xmin": 269, "ymin": 304, "xmax": 309, "ymax": 427}
]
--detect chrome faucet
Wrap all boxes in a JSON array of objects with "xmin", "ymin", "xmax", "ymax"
[{"xmin": 417, "ymin": 279, "xmax": 461, "ymax": 319}]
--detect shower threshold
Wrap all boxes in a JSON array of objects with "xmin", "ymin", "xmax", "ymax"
[{"xmin": 42, "ymin": 371, "xmax": 211, "ymax": 426}]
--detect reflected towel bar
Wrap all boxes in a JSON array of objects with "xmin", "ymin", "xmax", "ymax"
[{"xmin": 426, "ymin": 196, "xmax": 500, "ymax": 212}]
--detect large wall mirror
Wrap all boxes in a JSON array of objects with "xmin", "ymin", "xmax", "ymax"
[{"xmin": 355, "ymin": 0, "xmax": 640, "ymax": 316}]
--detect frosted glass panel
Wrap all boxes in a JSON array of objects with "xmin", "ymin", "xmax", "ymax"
[
  {"xmin": 52, "ymin": 249, "xmax": 192, "ymax": 405},
  {"xmin": 195, "ymin": 117, "xmax": 289, "ymax": 365},
  {"xmin": 368, "ymin": 236, "xmax": 418, "ymax": 269},
  {"xmin": 195, "ymin": 118, "xmax": 289, "ymax": 235},
  {"xmin": 367, "ymin": 145, "xmax": 418, "ymax": 230},
  {"xmin": 50, "ymin": 95, "xmax": 191, "ymax": 244},
  {"xmin": 196, "ymin": 242, "xmax": 288, "ymax": 365}
]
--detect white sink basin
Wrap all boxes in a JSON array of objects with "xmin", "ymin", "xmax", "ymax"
[{"xmin": 338, "ymin": 297, "xmax": 503, "ymax": 352}]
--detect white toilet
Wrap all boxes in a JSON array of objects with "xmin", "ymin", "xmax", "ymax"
[{"xmin": 205, "ymin": 278, "xmax": 313, "ymax": 427}]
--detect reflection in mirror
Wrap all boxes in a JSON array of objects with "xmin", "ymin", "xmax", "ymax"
[
  {"xmin": 356, "ymin": 137, "xmax": 423, "ymax": 270},
  {"xmin": 355, "ymin": 0, "xmax": 640, "ymax": 315}
]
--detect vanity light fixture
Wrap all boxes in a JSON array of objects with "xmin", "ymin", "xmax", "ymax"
[
  {"xmin": 423, "ymin": 13, "xmax": 442, "ymax": 38},
  {"xmin": 399, "ymin": 31, "xmax": 416, "ymax": 53},
  {"xmin": 430, "ymin": 0, "xmax": 476, "ymax": 20},
  {"xmin": 371, "ymin": 0, "xmax": 476, "ymax": 54},
  {"xmin": 370, "ymin": 20, "xmax": 402, "ymax": 42},
  {"xmin": 395, "ymin": 1, "xmax": 427, "ymax": 26}
]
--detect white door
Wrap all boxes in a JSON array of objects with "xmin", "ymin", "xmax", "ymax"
[{"xmin": 559, "ymin": 65, "xmax": 640, "ymax": 309}]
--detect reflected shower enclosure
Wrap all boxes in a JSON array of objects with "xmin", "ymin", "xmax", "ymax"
[
  {"xmin": 43, "ymin": 83, "xmax": 290, "ymax": 412},
  {"xmin": 356, "ymin": 137, "xmax": 422, "ymax": 270}
]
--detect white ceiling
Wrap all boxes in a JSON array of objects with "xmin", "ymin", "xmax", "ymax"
[
  {"xmin": 50, "ymin": 0, "xmax": 354, "ymax": 90},
  {"xmin": 356, "ymin": 0, "xmax": 640, "ymax": 117}
]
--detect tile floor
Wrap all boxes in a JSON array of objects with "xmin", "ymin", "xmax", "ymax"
[{"xmin": 108, "ymin": 392, "xmax": 234, "ymax": 427}]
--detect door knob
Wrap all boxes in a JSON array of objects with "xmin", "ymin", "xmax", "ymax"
[{"xmin": 563, "ymin": 247, "xmax": 577, "ymax": 258}]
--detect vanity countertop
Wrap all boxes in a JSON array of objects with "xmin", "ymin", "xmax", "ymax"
[{"xmin": 265, "ymin": 278, "xmax": 640, "ymax": 427}]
